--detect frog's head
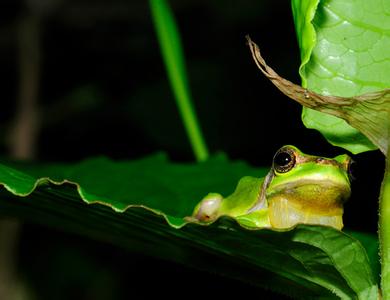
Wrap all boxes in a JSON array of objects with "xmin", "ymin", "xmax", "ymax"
[{"xmin": 265, "ymin": 145, "xmax": 352, "ymax": 229}]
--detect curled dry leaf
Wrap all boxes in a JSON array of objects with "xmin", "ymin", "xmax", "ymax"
[{"xmin": 246, "ymin": 36, "xmax": 390, "ymax": 156}]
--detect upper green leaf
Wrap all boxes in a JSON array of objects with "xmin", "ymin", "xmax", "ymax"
[{"xmin": 292, "ymin": 0, "xmax": 390, "ymax": 154}]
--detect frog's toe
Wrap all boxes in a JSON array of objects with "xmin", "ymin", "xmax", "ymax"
[{"xmin": 194, "ymin": 193, "xmax": 223, "ymax": 222}]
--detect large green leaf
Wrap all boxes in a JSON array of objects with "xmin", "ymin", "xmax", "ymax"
[
  {"xmin": 0, "ymin": 155, "xmax": 378, "ymax": 298},
  {"xmin": 291, "ymin": 0, "xmax": 390, "ymax": 154}
]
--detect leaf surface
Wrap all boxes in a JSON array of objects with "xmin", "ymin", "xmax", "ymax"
[
  {"xmin": 0, "ymin": 155, "xmax": 378, "ymax": 299},
  {"xmin": 292, "ymin": 0, "xmax": 390, "ymax": 153}
]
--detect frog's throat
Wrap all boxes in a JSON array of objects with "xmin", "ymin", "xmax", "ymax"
[
  {"xmin": 247, "ymin": 170, "xmax": 274, "ymax": 213},
  {"xmin": 268, "ymin": 196, "xmax": 344, "ymax": 230}
]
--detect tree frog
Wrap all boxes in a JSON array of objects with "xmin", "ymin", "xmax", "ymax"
[{"xmin": 191, "ymin": 145, "xmax": 352, "ymax": 230}]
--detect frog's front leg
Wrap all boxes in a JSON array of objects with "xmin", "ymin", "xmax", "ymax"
[{"xmin": 193, "ymin": 193, "xmax": 223, "ymax": 222}]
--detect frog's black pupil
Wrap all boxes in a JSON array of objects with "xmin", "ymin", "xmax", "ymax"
[
  {"xmin": 275, "ymin": 152, "xmax": 292, "ymax": 167},
  {"xmin": 273, "ymin": 148, "xmax": 296, "ymax": 173}
]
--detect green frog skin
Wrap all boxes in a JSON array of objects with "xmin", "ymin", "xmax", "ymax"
[{"xmin": 191, "ymin": 145, "xmax": 352, "ymax": 230}]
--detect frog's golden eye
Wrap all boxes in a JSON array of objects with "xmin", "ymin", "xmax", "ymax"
[{"xmin": 273, "ymin": 146, "xmax": 296, "ymax": 173}]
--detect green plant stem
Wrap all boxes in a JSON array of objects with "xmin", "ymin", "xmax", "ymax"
[
  {"xmin": 149, "ymin": 0, "xmax": 209, "ymax": 162},
  {"xmin": 380, "ymin": 151, "xmax": 390, "ymax": 298}
]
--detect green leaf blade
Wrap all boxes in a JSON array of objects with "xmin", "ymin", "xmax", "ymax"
[
  {"xmin": 292, "ymin": 0, "xmax": 390, "ymax": 154},
  {"xmin": 0, "ymin": 155, "xmax": 379, "ymax": 298},
  {"xmin": 291, "ymin": 0, "xmax": 319, "ymax": 87},
  {"xmin": 149, "ymin": 0, "xmax": 209, "ymax": 161}
]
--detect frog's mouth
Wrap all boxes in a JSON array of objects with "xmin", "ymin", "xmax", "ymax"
[{"xmin": 268, "ymin": 178, "xmax": 351, "ymax": 206}]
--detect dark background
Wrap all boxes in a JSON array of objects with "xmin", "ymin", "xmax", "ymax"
[{"xmin": 0, "ymin": 0, "xmax": 384, "ymax": 299}]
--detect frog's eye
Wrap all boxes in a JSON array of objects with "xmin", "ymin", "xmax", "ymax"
[{"xmin": 273, "ymin": 147, "xmax": 296, "ymax": 173}]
